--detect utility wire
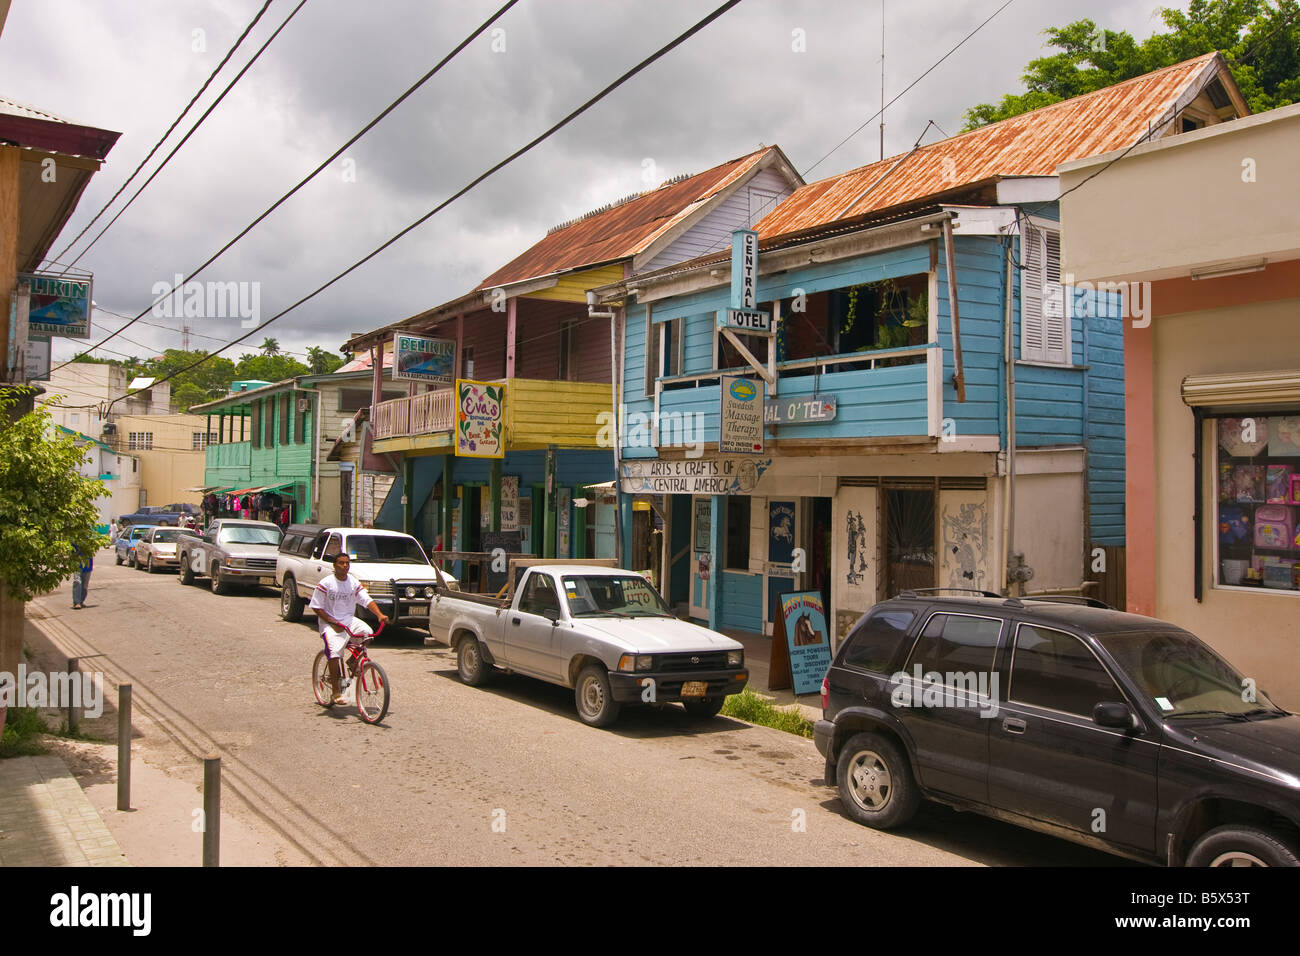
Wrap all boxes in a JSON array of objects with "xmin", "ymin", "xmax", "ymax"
[
  {"xmin": 51, "ymin": 0, "xmax": 519, "ymax": 372},
  {"xmin": 56, "ymin": 0, "xmax": 747, "ymax": 412},
  {"xmin": 43, "ymin": 0, "xmax": 275, "ymax": 270},
  {"xmin": 55, "ymin": 0, "xmax": 310, "ymax": 276},
  {"xmin": 801, "ymin": 0, "xmax": 1015, "ymax": 178}
]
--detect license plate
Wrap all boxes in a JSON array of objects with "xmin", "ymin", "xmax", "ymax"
[
  {"xmin": 408, "ymin": 606, "xmax": 429, "ymax": 616},
  {"xmin": 259, "ymin": 577, "xmax": 274, "ymax": 586},
  {"xmin": 681, "ymin": 681, "xmax": 708, "ymax": 697}
]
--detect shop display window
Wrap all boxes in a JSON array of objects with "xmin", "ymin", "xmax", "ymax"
[{"xmin": 1214, "ymin": 415, "xmax": 1300, "ymax": 593}]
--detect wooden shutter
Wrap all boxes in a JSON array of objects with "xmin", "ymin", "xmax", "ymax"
[
  {"xmin": 252, "ymin": 402, "xmax": 261, "ymax": 449},
  {"xmin": 281, "ymin": 394, "xmax": 290, "ymax": 445},
  {"xmin": 1020, "ymin": 223, "xmax": 1046, "ymax": 361},
  {"xmin": 1042, "ymin": 230, "xmax": 1068, "ymax": 364}
]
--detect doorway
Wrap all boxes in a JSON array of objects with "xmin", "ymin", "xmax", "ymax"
[{"xmin": 884, "ymin": 484, "xmax": 936, "ymax": 597}]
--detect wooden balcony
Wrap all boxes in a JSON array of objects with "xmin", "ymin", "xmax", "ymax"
[{"xmin": 371, "ymin": 379, "xmax": 615, "ymax": 455}]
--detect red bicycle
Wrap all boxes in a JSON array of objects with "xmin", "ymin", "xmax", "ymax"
[{"xmin": 312, "ymin": 620, "xmax": 390, "ymax": 723}]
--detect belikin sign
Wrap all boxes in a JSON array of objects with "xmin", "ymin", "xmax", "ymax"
[{"xmin": 393, "ymin": 334, "xmax": 456, "ymax": 386}]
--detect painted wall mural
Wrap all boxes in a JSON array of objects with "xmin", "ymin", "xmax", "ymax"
[
  {"xmin": 832, "ymin": 485, "xmax": 877, "ymax": 645},
  {"xmin": 940, "ymin": 491, "xmax": 990, "ymax": 593}
]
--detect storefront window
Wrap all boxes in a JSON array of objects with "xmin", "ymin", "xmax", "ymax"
[
  {"xmin": 726, "ymin": 496, "xmax": 751, "ymax": 570},
  {"xmin": 1214, "ymin": 415, "xmax": 1300, "ymax": 593}
]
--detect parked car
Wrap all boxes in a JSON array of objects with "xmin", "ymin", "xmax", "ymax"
[
  {"xmin": 428, "ymin": 563, "xmax": 749, "ymax": 727},
  {"xmin": 815, "ymin": 591, "xmax": 1300, "ymax": 867},
  {"xmin": 118, "ymin": 504, "xmax": 198, "ymax": 527},
  {"xmin": 134, "ymin": 526, "xmax": 185, "ymax": 573},
  {"xmin": 276, "ymin": 524, "xmax": 456, "ymax": 630},
  {"xmin": 177, "ymin": 519, "xmax": 283, "ymax": 594},
  {"xmin": 114, "ymin": 524, "xmax": 158, "ymax": 566}
]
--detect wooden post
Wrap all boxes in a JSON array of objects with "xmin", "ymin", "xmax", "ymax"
[
  {"xmin": 202, "ymin": 753, "xmax": 221, "ymax": 867},
  {"xmin": 116, "ymin": 684, "xmax": 132, "ymax": 811},
  {"xmin": 543, "ymin": 446, "xmax": 556, "ymax": 559},
  {"xmin": 505, "ymin": 298, "xmax": 517, "ymax": 379},
  {"xmin": 708, "ymin": 495, "xmax": 724, "ymax": 631},
  {"xmin": 402, "ymin": 457, "xmax": 415, "ymax": 535},
  {"xmin": 441, "ymin": 455, "xmax": 454, "ymax": 559},
  {"xmin": 490, "ymin": 459, "xmax": 502, "ymax": 533}
]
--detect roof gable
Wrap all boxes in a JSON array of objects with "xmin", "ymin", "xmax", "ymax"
[{"xmin": 476, "ymin": 145, "xmax": 799, "ymax": 290}]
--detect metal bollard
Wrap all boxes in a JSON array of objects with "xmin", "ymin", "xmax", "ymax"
[
  {"xmin": 202, "ymin": 753, "xmax": 221, "ymax": 867},
  {"xmin": 66, "ymin": 657, "xmax": 79, "ymax": 735},
  {"xmin": 116, "ymin": 683, "xmax": 131, "ymax": 811}
]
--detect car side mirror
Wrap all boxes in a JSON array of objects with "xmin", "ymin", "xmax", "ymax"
[
  {"xmin": 543, "ymin": 607, "xmax": 559, "ymax": 623},
  {"xmin": 1093, "ymin": 701, "xmax": 1139, "ymax": 732}
]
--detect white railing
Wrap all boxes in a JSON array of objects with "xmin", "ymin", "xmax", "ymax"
[
  {"xmin": 411, "ymin": 388, "xmax": 455, "ymax": 433},
  {"xmin": 373, "ymin": 389, "xmax": 455, "ymax": 439},
  {"xmin": 372, "ymin": 397, "xmax": 409, "ymax": 439}
]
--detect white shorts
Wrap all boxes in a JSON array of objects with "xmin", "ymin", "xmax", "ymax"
[{"xmin": 320, "ymin": 617, "xmax": 373, "ymax": 659}]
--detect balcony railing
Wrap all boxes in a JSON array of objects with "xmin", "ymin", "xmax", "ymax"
[{"xmin": 373, "ymin": 388, "xmax": 456, "ymax": 440}]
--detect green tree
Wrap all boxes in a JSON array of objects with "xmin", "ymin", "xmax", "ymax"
[
  {"xmin": 0, "ymin": 389, "xmax": 107, "ymax": 737},
  {"xmin": 259, "ymin": 337, "xmax": 281, "ymax": 357},
  {"xmin": 962, "ymin": 0, "xmax": 1299, "ymax": 129},
  {"xmin": 171, "ymin": 381, "xmax": 209, "ymax": 412},
  {"xmin": 306, "ymin": 346, "xmax": 344, "ymax": 375},
  {"xmin": 234, "ymin": 353, "xmax": 309, "ymax": 383}
]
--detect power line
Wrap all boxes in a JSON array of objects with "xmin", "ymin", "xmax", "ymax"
[
  {"xmin": 801, "ymin": 0, "xmax": 1015, "ymax": 178},
  {"xmin": 58, "ymin": 0, "xmax": 747, "ymax": 412},
  {"xmin": 51, "ymin": 0, "xmax": 520, "ymax": 372},
  {"xmin": 55, "ymin": 0, "xmax": 310, "ymax": 276},
  {"xmin": 43, "ymin": 1, "xmax": 275, "ymax": 270}
]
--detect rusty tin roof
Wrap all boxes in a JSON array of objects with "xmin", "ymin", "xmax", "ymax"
[
  {"xmin": 476, "ymin": 145, "xmax": 793, "ymax": 291},
  {"xmin": 758, "ymin": 53, "xmax": 1235, "ymax": 239}
]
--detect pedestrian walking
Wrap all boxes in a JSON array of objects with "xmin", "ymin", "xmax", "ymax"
[{"xmin": 72, "ymin": 550, "xmax": 93, "ymax": 609}]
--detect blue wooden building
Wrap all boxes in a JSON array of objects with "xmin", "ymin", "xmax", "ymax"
[{"xmin": 595, "ymin": 54, "xmax": 1245, "ymax": 639}]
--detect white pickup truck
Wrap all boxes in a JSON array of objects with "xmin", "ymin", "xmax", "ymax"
[
  {"xmin": 276, "ymin": 524, "xmax": 456, "ymax": 630},
  {"xmin": 428, "ymin": 563, "xmax": 749, "ymax": 727}
]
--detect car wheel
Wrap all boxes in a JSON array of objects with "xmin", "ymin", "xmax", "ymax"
[
  {"xmin": 210, "ymin": 563, "xmax": 229, "ymax": 596},
  {"xmin": 127, "ymin": 551, "xmax": 136, "ymax": 568},
  {"xmin": 1186, "ymin": 825, "xmax": 1300, "ymax": 867},
  {"xmin": 456, "ymin": 637, "xmax": 492, "ymax": 687},
  {"xmin": 280, "ymin": 576, "xmax": 303, "ymax": 622},
  {"xmin": 179, "ymin": 556, "xmax": 194, "ymax": 585},
  {"xmin": 115, "ymin": 552, "xmax": 123, "ymax": 566},
  {"xmin": 681, "ymin": 696, "xmax": 725, "ymax": 719},
  {"xmin": 145, "ymin": 555, "xmax": 156, "ymax": 573},
  {"xmin": 574, "ymin": 664, "xmax": 621, "ymax": 728},
  {"xmin": 836, "ymin": 731, "xmax": 919, "ymax": 830}
]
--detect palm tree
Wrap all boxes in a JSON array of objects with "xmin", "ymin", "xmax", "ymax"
[{"xmin": 259, "ymin": 337, "xmax": 281, "ymax": 357}]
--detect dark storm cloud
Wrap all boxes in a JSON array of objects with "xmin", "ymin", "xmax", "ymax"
[{"xmin": 1, "ymin": 0, "xmax": 1168, "ymax": 361}]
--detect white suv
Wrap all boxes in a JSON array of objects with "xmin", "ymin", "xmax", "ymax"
[{"xmin": 276, "ymin": 524, "xmax": 455, "ymax": 629}]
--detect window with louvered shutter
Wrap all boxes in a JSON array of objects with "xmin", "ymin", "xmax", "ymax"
[
  {"xmin": 1020, "ymin": 224, "xmax": 1046, "ymax": 361},
  {"xmin": 1020, "ymin": 223, "xmax": 1068, "ymax": 365}
]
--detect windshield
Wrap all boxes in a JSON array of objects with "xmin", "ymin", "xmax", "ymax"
[
  {"xmin": 562, "ymin": 575, "xmax": 672, "ymax": 617},
  {"xmin": 151, "ymin": 529, "xmax": 182, "ymax": 543},
  {"xmin": 1098, "ymin": 629, "xmax": 1279, "ymax": 717},
  {"xmin": 129, "ymin": 527, "xmax": 155, "ymax": 540},
  {"xmin": 218, "ymin": 526, "xmax": 282, "ymax": 546},
  {"xmin": 345, "ymin": 535, "xmax": 428, "ymax": 564}
]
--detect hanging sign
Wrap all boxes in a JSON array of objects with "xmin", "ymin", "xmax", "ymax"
[
  {"xmin": 720, "ymin": 375, "xmax": 764, "ymax": 454},
  {"xmin": 393, "ymin": 334, "xmax": 456, "ymax": 386},
  {"xmin": 730, "ymin": 229, "xmax": 758, "ymax": 309},
  {"xmin": 454, "ymin": 379, "xmax": 505, "ymax": 458},
  {"xmin": 501, "ymin": 475, "xmax": 520, "ymax": 531},
  {"xmin": 21, "ymin": 273, "xmax": 92, "ymax": 338}
]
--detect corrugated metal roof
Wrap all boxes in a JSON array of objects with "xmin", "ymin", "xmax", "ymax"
[
  {"xmin": 0, "ymin": 96, "xmax": 71, "ymax": 123},
  {"xmin": 476, "ymin": 146, "xmax": 782, "ymax": 290},
  {"xmin": 758, "ymin": 53, "xmax": 1229, "ymax": 239}
]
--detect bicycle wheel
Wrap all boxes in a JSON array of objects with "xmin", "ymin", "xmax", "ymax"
[
  {"xmin": 355, "ymin": 660, "xmax": 389, "ymax": 724},
  {"xmin": 312, "ymin": 651, "xmax": 334, "ymax": 708}
]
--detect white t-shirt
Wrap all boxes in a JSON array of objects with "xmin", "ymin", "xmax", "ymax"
[{"xmin": 309, "ymin": 573, "xmax": 374, "ymax": 634}]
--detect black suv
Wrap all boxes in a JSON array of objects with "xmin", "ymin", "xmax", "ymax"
[{"xmin": 815, "ymin": 591, "xmax": 1300, "ymax": 866}]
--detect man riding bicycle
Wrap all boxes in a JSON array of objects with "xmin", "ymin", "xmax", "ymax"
[{"xmin": 310, "ymin": 553, "xmax": 389, "ymax": 705}]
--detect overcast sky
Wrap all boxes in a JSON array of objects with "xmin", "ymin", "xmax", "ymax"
[{"xmin": 2, "ymin": 0, "xmax": 1182, "ymax": 366}]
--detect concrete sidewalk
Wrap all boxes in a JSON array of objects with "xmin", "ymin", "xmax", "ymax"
[{"xmin": 0, "ymin": 755, "xmax": 128, "ymax": 867}]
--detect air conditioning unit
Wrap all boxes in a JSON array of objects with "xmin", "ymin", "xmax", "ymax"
[
  {"xmin": 101, "ymin": 422, "xmax": 117, "ymax": 435},
  {"xmin": 297, "ymin": 398, "xmax": 310, "ymax": 412}
]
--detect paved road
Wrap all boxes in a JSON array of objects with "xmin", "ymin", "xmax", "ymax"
[{"xmin": 29, "ymin": 553, "xmax": 1127, "ymax": 866}]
